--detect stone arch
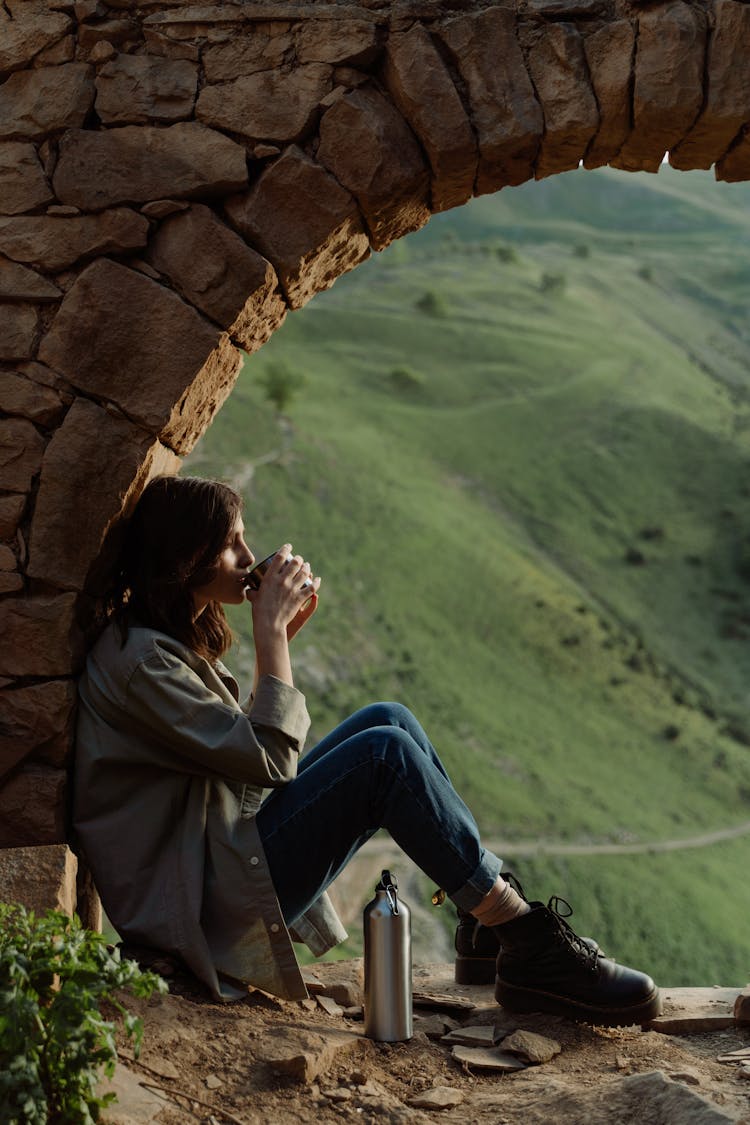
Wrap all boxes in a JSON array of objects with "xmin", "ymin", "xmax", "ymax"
[{"xmin": 2, "ymin": 0, "xmax": 750, "ymax": 910}]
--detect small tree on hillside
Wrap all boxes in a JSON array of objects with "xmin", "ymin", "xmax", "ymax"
[
  {"xmin": 260, "ymin": 360, "xmax": 307, "ymax": 414},
  {"xmin": 415, "ymin": 289, "xmax": 448, "ymax": 318},
  {"xmin": 539, "ymin": 271, "xmax": 566, "ymax": 295}
]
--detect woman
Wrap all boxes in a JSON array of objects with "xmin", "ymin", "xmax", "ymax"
[{"xmin": 73, "ymin": 475, "xmax": 660, "ymax": 1025}]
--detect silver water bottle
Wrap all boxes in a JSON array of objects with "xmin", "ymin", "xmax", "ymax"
[{"xmin": 363, "ymin": 869, "xmax": 412, "ymax": 1042}]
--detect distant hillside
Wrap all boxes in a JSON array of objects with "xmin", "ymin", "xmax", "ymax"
[{"xmin": 186, "ymin": 165, "xmax": 750, "ymax": 985}]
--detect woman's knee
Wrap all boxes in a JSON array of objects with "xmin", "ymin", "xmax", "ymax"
[{"xmin": 360, "ymin": 701, "xmax": 419, "ymax": 733}]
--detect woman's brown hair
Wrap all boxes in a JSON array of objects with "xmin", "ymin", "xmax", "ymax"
[{"xmin": 107, "ymin": 475, "xmax": 243, "ymax": 663}]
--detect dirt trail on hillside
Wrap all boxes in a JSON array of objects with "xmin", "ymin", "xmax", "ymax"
[{"xmin": 327, "ymin": 820, "xmax": 750, "ymax": 965}]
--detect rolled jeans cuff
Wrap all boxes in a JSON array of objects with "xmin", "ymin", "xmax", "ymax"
[{"xmin": 449, "ymin": 848, "xmax": 503, "ymax": 912}]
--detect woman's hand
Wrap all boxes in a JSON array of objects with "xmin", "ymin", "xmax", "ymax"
[
  {"xmin": 245, "ymin": 545, "xmax": 320, "ymax": 684},
  {"xmin": 287, "ymin": 592, "xmax": 319, "ymax": 641}
]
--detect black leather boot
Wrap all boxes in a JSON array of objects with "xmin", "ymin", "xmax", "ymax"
[
  {"xmin": 494, "ymin": 897, "xmax": 661, "ymax": 1026},
  {"xmin": 455, "ymin": 908, "xmax": 603, "ymax": 986},
  {"xmin": 455, "ymin": 908, "xmax": 500, "ymax": 985},
  {"xmin": 454, "ymin": 870, "xmax": 531, "ymax": 985}
]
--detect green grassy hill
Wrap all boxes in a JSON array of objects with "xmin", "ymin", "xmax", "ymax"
[{"xmin": 186, "ymin": 165, "xmax": 750, "ymax": 985}]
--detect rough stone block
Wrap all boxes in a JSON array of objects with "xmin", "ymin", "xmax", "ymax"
[
  {"xmin": 716, "ymin": 135, "xmax": 750, "ymax": 182},
  {"xmin": 671, "ymin": 0, "xmax": 750, "ymax": 170},
  {"xmin": 0, "ymin": 571, "xmax": 23, "ymax": 594},
  {"xmin": 0, "ymin": 493, "xmax": 26, "ymax": 538},
  {"xmin": 383, "ymin": 24, "xmax": 477, "ymax": 213},
  {"xmin": 583, "ymin": 21, "xmax": 636, "ymax": 169},
  {"xmin": 0, "ymin": 209, "xmax": 149, "ymax": 271},
  {"xmin": 78, "ymin": 18, "xmax": 140, "ymax": 53},
  {"xmin": 95, "ymin": 54, "xmax": 198, "ymax": 124},
  {"xmin": 295, "ymin": 20, "xmax": 380, "ymax": 66},
  {"xmin": 0, "ymin": 844, "xmax": 77, "ymax": 916},
  {"xmin": 0, "ymin": 258, "xmax": 61, "ymax": 302},
  {"xmin": 0, "ymin": 63, "xmax": 95, "ymax": 141},
  {"xmin": 202, "ymin": 33, "xmax": 292, "ymax": 82},
  {"xmin": 527, "ymin": 24, "xmax": 600, "ymax": 178},
  {"xmin": 0, "ymin": 763, "xmax": 67, "ymax": 846},
  {"xmin": 28, "ymin": 398, "xmax": 180, "ymax": 592},
  {"xmin": 147, "ymin": 204, "xmax": 287, "ymax": 353},
  {"xmin": 197, "ymin": 63, "xmax": 331, "ymax": 143},
  {"xmin": 225, "ymin": 146, "xmax": 370, "ymax": 309},
  {"xmin": 317, "ymin": 86, "xmax": 430, "ymax": 250},
  {"xmin": 612, "ymin": 1, "xmax": 706, "ymax": 173},
  {"xmin": 0, "ymin": 303, "xmax": 38, "ymax": 360},
  {"xmin": 0, "ymin": 371, "xmax": 65, "ymax": 426},
  {"xmin": 0, "ymin": 592, "xmax": 81, "ymax": 676},
  {"xmin": 0, "ymin": 0, "xmax": 72, "ymax": 74},
  {"xmin": 0, "ymin": 142, "xmax": 54, "ymax": 215},
  {"xmin": 0, "ymin": 679, "xmax": 77, "ymax": 777},
  {"xmin": 647, "ymin": 986, "xmax": 740, "ymax": 1033},
  {"xmin": 0, "ymin": 416, "xmax": 46, "ymax": 491},
  {"xmin": 39, "ymin": 258, "xmax": 242, "ymax": 454},
  {"xmin": 52, "ymin": 122, "xmax": 248, "ymax": 210},
  {"xmin": 438, "ymin": 8, "xmax": 543, "ymax": 195},
  {"xmin": 34, "ymin": 34, "xmax": 75, "ymax": 67}
]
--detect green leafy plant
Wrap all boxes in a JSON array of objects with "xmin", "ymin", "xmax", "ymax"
[{"xmin": 0, "ymin": 904, "xmax": 167, "ymax": 1124}]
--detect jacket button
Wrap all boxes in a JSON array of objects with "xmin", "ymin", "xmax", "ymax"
[
  {"xmin": 250, "ymin": 856, "xmax": 259, "ymax": 865},
  {"xmin": 270, "ymin": 923, "xmax": 280, "ymax": 933}
]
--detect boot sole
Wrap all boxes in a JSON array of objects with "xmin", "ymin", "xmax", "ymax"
[
  {"xmin": 455, "ymin": 955, "xmax": 497, "ymax": 986},
  {"xmin": 495, "ymin": 977, "xmax": 663, "ymax": 1028}
]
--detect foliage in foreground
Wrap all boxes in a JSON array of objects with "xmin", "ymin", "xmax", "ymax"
[{"xmin": 0, "ymin": 904, "xmax": 167, "ymax": 1125}]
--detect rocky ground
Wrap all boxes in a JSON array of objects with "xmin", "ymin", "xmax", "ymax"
[{"xmin": 104, "ymin": 960, "xmax": 750, "ymax": 1125}]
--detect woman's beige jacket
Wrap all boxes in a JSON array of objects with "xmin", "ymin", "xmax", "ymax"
[{"xmin": 73, "ymin": 622, "xmax": 347, "ymax": 1001}]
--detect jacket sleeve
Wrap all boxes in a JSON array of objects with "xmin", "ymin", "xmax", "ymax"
[{"xmin": 125, "ymin": 647, "xmax": 310, "ymax": 786}]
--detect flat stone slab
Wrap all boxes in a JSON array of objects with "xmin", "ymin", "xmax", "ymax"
[
  {"xmin": 451, "ymin": 1044, "xmax": 527, "ymax": 1072},
  {"xmin": 441, "ymin": 1024, "xmax": 496, "ymax": 1048},
  {"xmin": 97, "ymin": 1065, "xmax": 167, "ymax": 1125},
  {"xmin": 412, "ymin": 962, "xmax": 497, "ymax": 1015},
  {"xmin": 647, "ymin": 988, "xmax": 742, "ymax": 1035}
]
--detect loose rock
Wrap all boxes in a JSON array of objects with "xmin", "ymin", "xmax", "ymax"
[
  {"xmin": 260, "ymin": 1026, "xmax": 360, "ymax": 1083},
  {"xmin": 409, "ymin": 1085, "xmax": 464, "ymax": 1110},
  {"xmin": 500, "ymin": 1030, "xmax": 562, "ymax": 1064}
]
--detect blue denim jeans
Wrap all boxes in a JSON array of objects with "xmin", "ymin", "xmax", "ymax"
[{"xmin": 255, "ymin": 702, "xmax": 502, "ymax": 927}]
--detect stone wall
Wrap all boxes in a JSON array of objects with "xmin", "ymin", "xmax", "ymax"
[{"xmin": 1, "ymin": 0, "xmax": 750, "ymax": 913}]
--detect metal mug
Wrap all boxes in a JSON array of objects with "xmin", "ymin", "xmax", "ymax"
[{"xmin": 244, "ymin": 550, "xmax": 313, "ymax": 592}]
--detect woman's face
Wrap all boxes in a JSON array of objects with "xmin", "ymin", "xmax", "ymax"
[{"xmin": 192, "ymin": 517, "xmax": 255, "ymax": 615}]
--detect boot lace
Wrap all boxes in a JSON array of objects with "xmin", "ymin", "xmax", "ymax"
[{"xmin": 547, "ymin": 896, "xmax": 599, "ymax": 970}]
